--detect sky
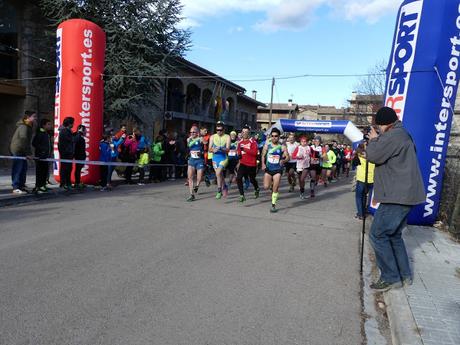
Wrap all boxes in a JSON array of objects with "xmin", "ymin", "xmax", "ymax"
[{"xmin": 180, "ymin": 0, "xmax": 402, "ymax": 108}]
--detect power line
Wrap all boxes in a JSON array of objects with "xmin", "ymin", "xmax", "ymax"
[
  {"xmin": 0, "ymin": 42, "xmax": 55, "ymax": 66},
  {"xmin": 0, "ymin": 69, "xmax": 436, "ymax": 84}
]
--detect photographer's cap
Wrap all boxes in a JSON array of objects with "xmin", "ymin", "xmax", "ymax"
[{"xmin": 375, "ymin": 107, "xmax": 398, "ymax": 125}]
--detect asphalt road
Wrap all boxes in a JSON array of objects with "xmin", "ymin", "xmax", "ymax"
[{"xmin": 0, "ymin": 176, "xmax": 363, "ymax": 345}]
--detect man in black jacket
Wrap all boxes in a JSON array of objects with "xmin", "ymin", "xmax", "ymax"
[
  {"xmin": 32, "ymin": 118, "xmax": 52, "ymax": 193},
  {"xmin": 58, "ymin": 117, "xmax": 75, "ymax": 189},
  {"xmin": 73, "ymin": 125, "xmax": 87, "ymax": 188}
]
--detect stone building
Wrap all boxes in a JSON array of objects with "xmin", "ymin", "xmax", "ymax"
[
  {"xmin": 347, "ymin": 92, "xmax": 383, "ymax": 126},
  {"xmin": 256, "ymin": 102, "xmax": 298, "ymax": 130},
  {"xmin": 141, "ymin": 57, "xmax": 265, "ymax": 139},
  {"xmin": 0, "ymin": 0, "xmax": 55, "ymax": 159}
]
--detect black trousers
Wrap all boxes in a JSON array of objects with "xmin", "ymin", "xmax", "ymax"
[
  {"xmin": 124, "ymin": 157, "xmax": 136, "ymax": 182},
  {"xmin": 35, "ymin": 160, "xmax": 49, "ymax": 188},
  {"xmin": 74, "ymin": 163, "xmax": 84, "ymax": 185},
  {"xmin": 60, "ymin": 155, "xmax": 73, "ymax": 187},
  {"xmin": 100, "ymin": 165, "xmax": 108, "ymax": 187},
  {"xmin": 236, "ymin": 164, "xmax": 259, "ymax": 196}
]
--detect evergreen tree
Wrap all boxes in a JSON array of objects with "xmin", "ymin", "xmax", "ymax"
[{"xmin": 39, "ymin": 0, "xmax": 191, "ymax": 122}]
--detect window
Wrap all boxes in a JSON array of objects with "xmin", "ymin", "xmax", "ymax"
[
  {"xmin": 0, "ymin": 0, "xmax": 19, "ymax": 79},
  {"xmin": 321, "ymin": 116, "xmax": 326, "ymax": 120}
]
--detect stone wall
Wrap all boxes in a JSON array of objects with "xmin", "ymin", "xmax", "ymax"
[
  {"xmin": 0, "ymin": 1, "xmax": 54, "ymax": 165},
  {"xmin": 439, "ymin": 91, "xmax": 460, "ymax": 238}
]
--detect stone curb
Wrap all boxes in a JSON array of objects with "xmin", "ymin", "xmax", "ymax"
[{"xmin": 383, "ymin": 285, "xmax": 423, "ymax": 345}]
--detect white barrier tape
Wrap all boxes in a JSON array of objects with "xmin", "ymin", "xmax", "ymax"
[{"xmin": 0, "ymin": 155, "xmax": 188, "ymax": 168}]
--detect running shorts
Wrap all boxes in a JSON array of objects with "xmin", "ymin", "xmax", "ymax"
[
  {"xmin": 188, "ymin": 158, "xmax": 205, "ymax": 170},
  {"xmin": 308, "ymin": 164, "xmax": 322, "ymax": 173},
  {"xmin": 227, "ymin": 159, "xmax": 238, "ymax": 174},
  {"xmin": 285, "ymin": 162, "xmax": 296, "ymax": 172},
  {"xmin": 265, "ymin": 169, "xmax": 283, "ymax": 176},
  {"xmin": 212, "ymin": 155, "xmax": 228, "ymax": 169}
]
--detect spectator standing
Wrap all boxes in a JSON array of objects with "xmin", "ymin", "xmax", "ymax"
[
  {"xmin": 32, "ymin": 118, "xmax": 52, "ymax": 193},
  {"xmin": 122, "ymin": 128, "xmax": 140, "ymax": 184},
  {"xmin": 149, "ymin": 135, "xmax": 165, "ymax": 182},
  {"xmin": 366, "ymin": 107, "xmax": 426, "ymax": 291},
  {"xmin": 165, "ymin": 133, "xmax": 177, "ymax": 180},
  {"xmin": 175, "ymin": 133, "xmax": 187, "ymax": 179},
  {"xmin": 9, "ymin": 111, "xmax": 37, "ymax": 193},
  {"xmin": 58, "ymin": 117, "xmax": 75, "ymax": 190},
  {"xmin": 73, "ymin": 124, "xmax": 87, "ymax": 188},
  {"xmin": 137, "ymin": 148, "xmax": 149, "ymax": 185},
  {"xmin": 353, "ymin": 143, "xmax": 375, "ymax": 220},
  {"xmin": 99, "ymin": 134, "xmax": 115, "ymax": 190},
  {"xmin": 113, "ymin": 124, "xmax": 127, "ymax": 141}
]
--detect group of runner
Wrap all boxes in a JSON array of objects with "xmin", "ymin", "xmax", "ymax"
[{"xmin": 185, "ymin": 121, "xmax": 354, "ymax": 213}]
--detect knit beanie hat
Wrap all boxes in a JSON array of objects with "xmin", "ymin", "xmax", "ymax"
[{"xmin": 375, "ymin": 107, "xmax": 398, "ymax": 125}]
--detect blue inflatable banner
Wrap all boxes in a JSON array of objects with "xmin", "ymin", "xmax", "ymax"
[
  {"xmin": 382, "ymin": 0, "xmax": 460, "ymax": 225},
  {"xmin": 267, "ymin": 119, "xmax": 363, "ymax": 147}
]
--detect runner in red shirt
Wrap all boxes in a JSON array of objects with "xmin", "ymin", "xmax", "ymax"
[
  {"xmin": 343, "ymin": 145, "xmax": 353, "ymax": 177},
  {"xmin": 236, "ymin": 125, "xmax": 260, "ymax": 202}
]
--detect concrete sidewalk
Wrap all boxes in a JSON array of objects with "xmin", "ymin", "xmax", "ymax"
[{"xmin": 378, "ymin": 226, "xmax": 460, "ymax": 345}]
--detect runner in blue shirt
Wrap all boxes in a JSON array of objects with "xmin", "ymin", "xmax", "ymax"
[
  {"xmin": 261, "ymin": 128, "xmax": 289, "ymax": 213},
  {"xmin": 186, "ymin": 126, "xmax": 205, "ymax": 201}
]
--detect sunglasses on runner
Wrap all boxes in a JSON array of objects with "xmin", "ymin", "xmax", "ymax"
[
  {"xmin": 216, "ymin": 128, "xmax": 223, "ymax": 132},
  {"xmin": 190, "ymin": 131, "xmax": 197, "ymax": 133},
  {"xmin": 271, "ymin": 134, "xmax": 279, "ymax": 138}
]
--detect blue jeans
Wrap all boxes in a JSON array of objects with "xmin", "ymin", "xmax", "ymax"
[
  {"xmin": 355, "ymin": 181, "xmax": 373, "ymax": 217},
  {"xmin": 11, "ymin": 159, "xmax": 28, "ymax": 189},
  {"xmin": 370, "ymin": 203, "xmax": 412, "ymax": 283}
]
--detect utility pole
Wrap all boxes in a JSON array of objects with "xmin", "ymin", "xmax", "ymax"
[{"xmin": 268, "ymin": 77, "xmax": 275, "ymax": 127}]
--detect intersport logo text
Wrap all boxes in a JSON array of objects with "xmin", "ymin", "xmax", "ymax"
[{"xmin": 385, "ymin": 0, "xmax": 423, "ymax": 118}]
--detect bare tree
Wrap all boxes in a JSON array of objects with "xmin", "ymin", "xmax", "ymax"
[{"xmin": 354, "ymin": 59, "xmax": 387, "ymax": 96}]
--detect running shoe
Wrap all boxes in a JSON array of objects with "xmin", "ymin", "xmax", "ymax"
[
  {"xmin": 239, "ymin": 195, "xmax": 246, "ymax": 203},
  {"xmin": 300, "ymin": 192, "xmax": 305, "ymax": 200},
  {"xmin": 254, "ymin": 189, "xmax": 260, "ymax": 199},
  {"xmin": 12, "ymin": 189, "xmax": 26, "ymax": 194},
  {"xmin": 37, "ymin": 186, "xmax": 49, "ymax": 194},
  {"xmin": 138, "ymin": 183, "xmax": 145, "ymax": 185},
  {"xmin": 193, "ymin": 186, "xmax": 199, "ymax": 194},
  {"xmin": 270, "ymin": 204, "xmax": 278, "ymax": 213},
  {"xmin": 222, "ymin": 184, "xmax": 228, "ymax": 197},
  {"xmin": 370, "ymin": 279, "xmax": 402, "ymax": 292},
  {"xmin": 216, "ymin": 192, "xmax": 222, "ymax": 199},
  {"xmin": 402, "ymin": 277, "xmax": 413, "ymax": 287},
  {"xmin": 187, "ymin": 194, "xmax": 195, "ymax": 202}
]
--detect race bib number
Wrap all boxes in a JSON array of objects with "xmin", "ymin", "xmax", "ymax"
[
  {"xmin": 267, "ymin": 154, "xmax": 280, "ymax": 164},
  {"xmin": 311, "ymin": 158, "xmax": 319, "ymax": 165},
  {"xmin": 229, "ymin": 149, "xmax": 237, "ymax": 157},
  {"xmin": 190, "ymin": 151, "xmax": 201, "ymax": 159}
]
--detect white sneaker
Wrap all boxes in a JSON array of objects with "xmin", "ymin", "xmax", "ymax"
[
  {"xmin": 137, "ymin": 183, "xmax": 145, "ymax": 185},
  {"xmin": 12, "ymin": 189, "xmax": 26, "ymax": 194}
]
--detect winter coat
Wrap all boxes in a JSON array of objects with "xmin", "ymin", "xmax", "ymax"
[
  {"xmin": 366, "ymin": 120, "xmax": 425, "ymax": 205},
  {"xmin": 151, "ymin": 142, "xmax": 165, "ymax": 162},
  {"xmin": 58, "ymin": 126, "xmax": 74, "ymax": 158},
  {"xmin": 99, "ymin": 140, "xmax": 114, "ymax": 162},
  {"xmin": 32, "ymin": 128, "xmax": 52, "ymax": 159},
  {"xmin": 9, "ymin": 120, "xmax": 33, "ymax": 156},
  {"xmin": 123, "ymin": 136, "xmax": 139, "ymax": 157},
  {"xmin": 73, "ymin": 132, "xmax": 86, "ymax": 160}
]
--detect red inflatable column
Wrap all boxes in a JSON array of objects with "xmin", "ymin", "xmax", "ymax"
[{"xmin": 54, "ymin": 19, "xmax": 106, "ymax": 185}]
